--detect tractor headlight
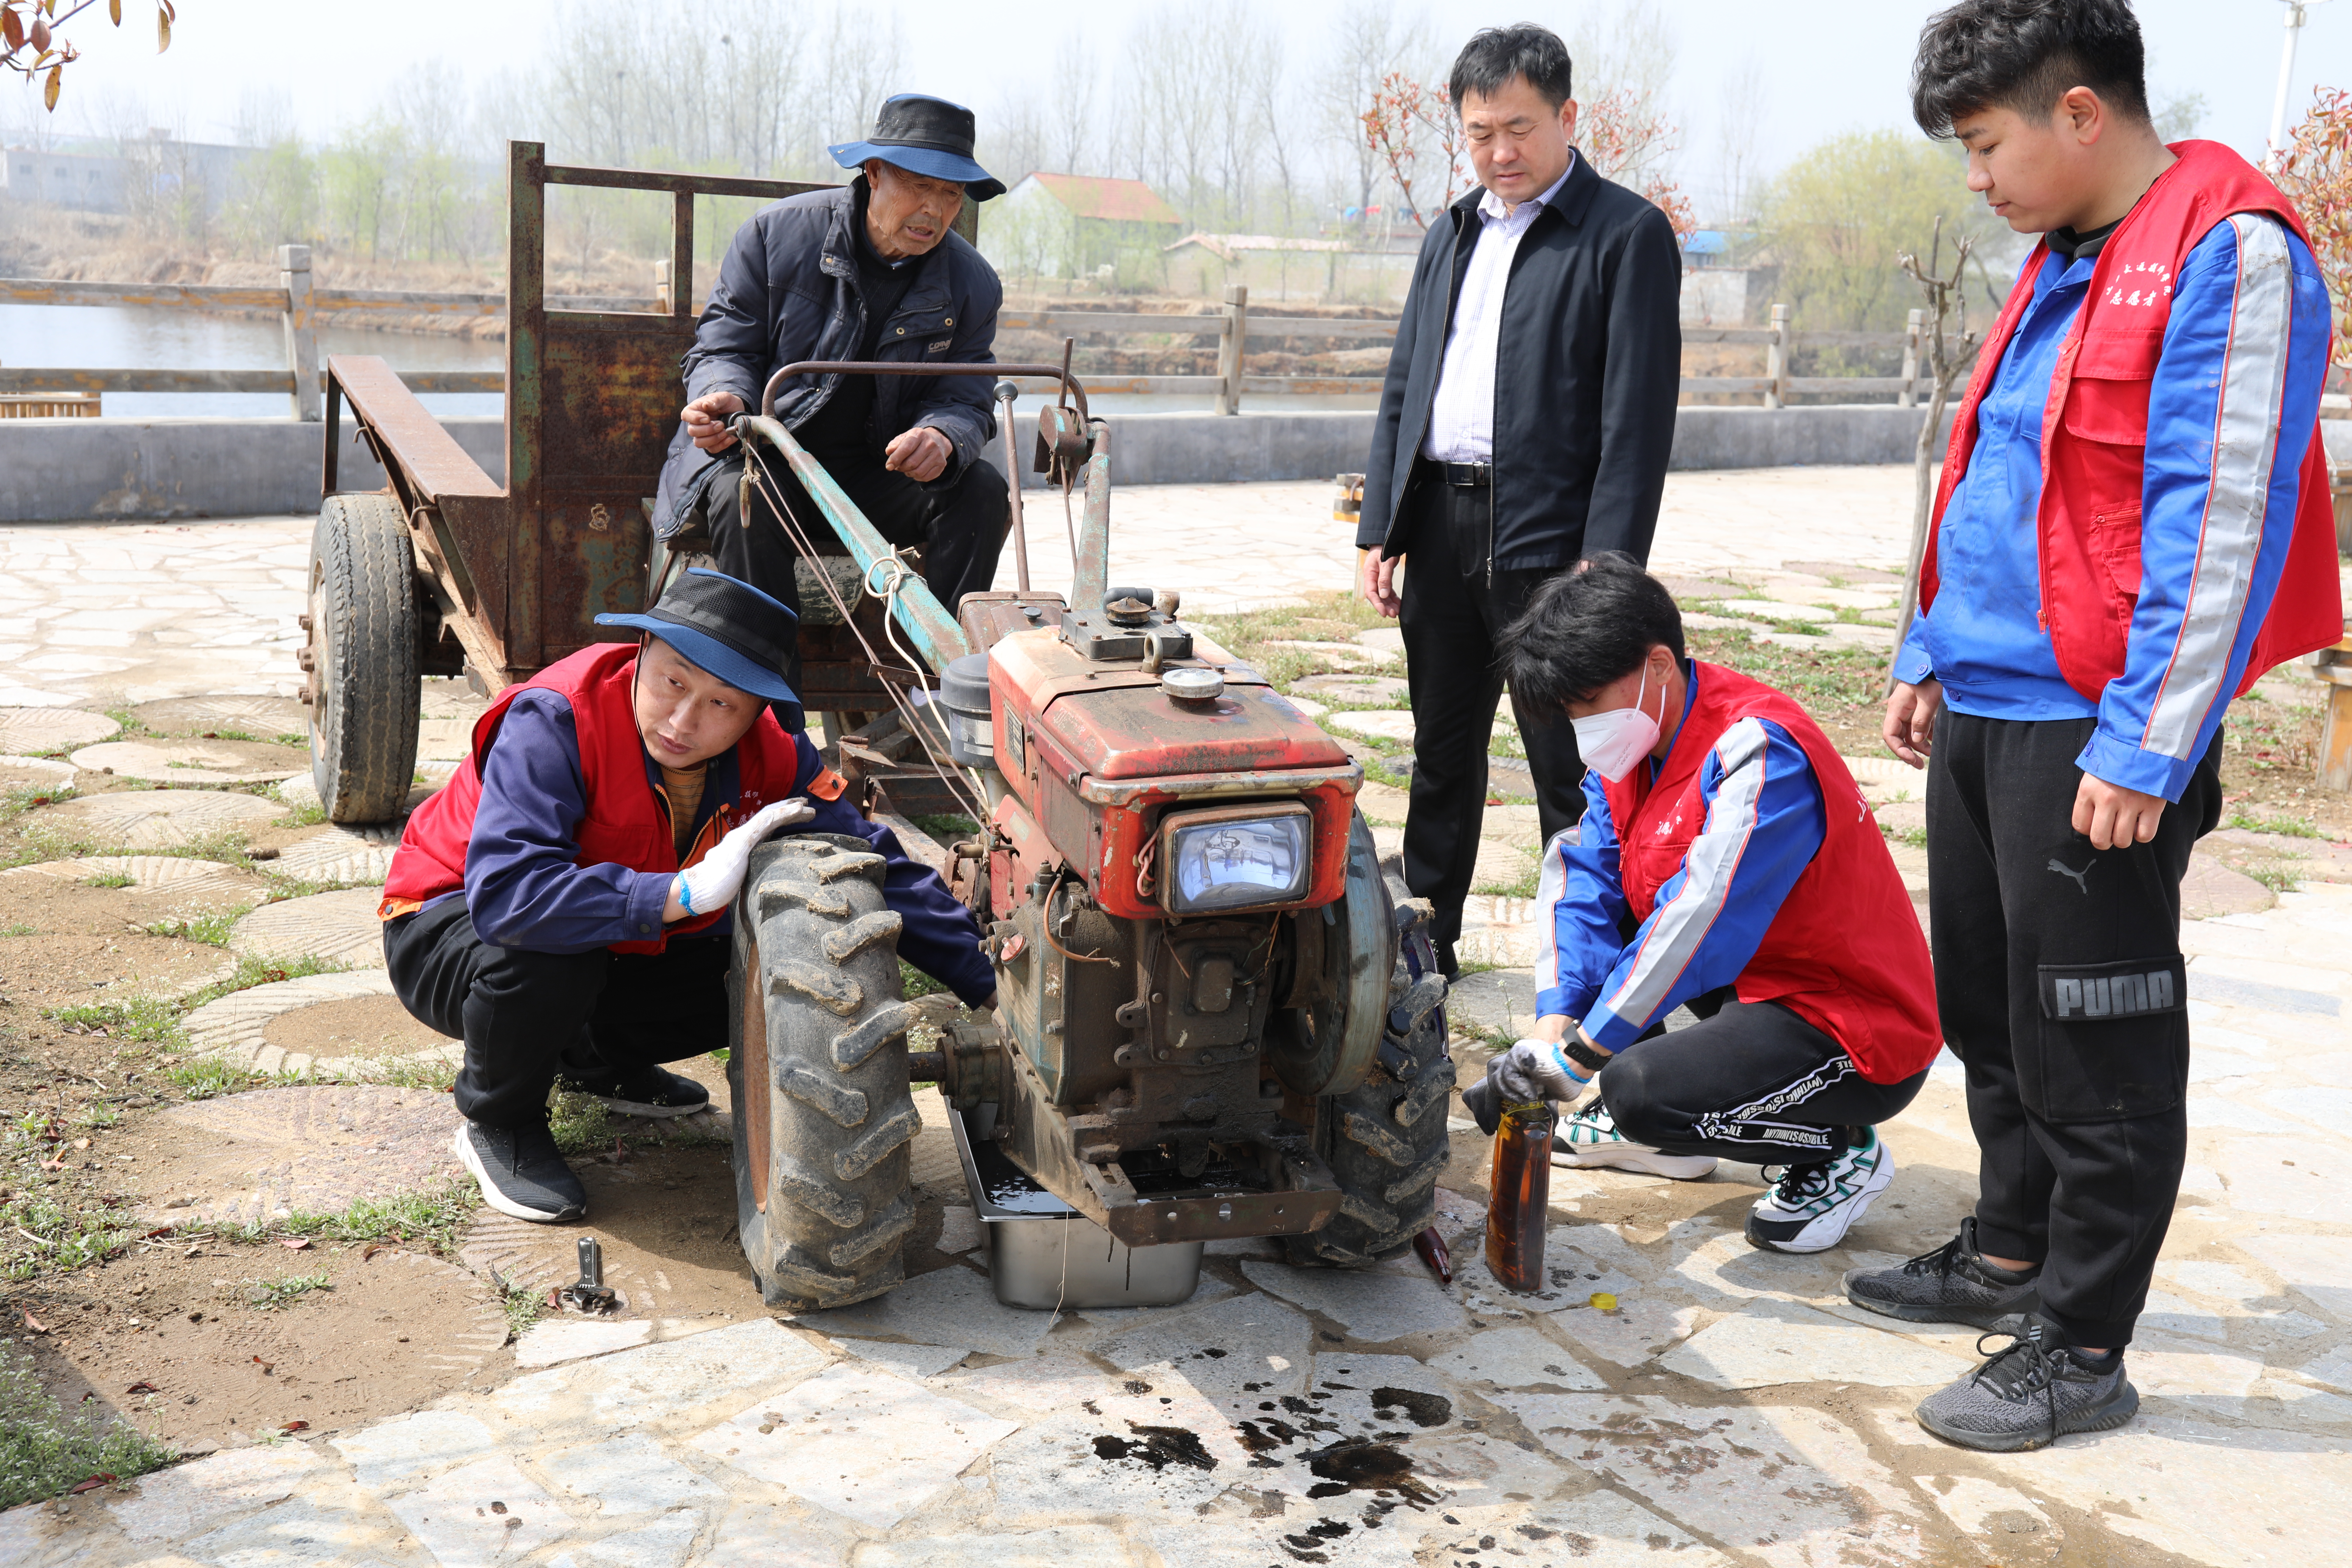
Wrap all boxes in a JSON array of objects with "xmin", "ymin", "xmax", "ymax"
[{"xmin": 1160, "ymin": 804, "xmax": 1311, "ymax": 915}]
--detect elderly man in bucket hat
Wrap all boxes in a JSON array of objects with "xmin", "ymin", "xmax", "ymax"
[
  {"xmin": 653, "ymin": 94, "xmax": 1011, "ymax": 685},
  {"xmin": 377, "ymin": 568, "xmax": 995, "ymax": 1224}
]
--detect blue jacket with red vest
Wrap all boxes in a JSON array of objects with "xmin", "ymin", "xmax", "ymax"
[
  {"xmin": 1895, "ymin": 140, "xmax": 2339, "ymax": 801},
  {"xmin": 382, "ymin": 644, "xmax": 995, "ymax": 1004},
  {"xmin": 1539, "ymin": 660, "xmax": 1940, "ymax": 1085}
]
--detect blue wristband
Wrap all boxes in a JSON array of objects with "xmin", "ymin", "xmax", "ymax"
[{"xmin": 677, "ymin": 875, "xmax": 695, "ymax": 917}]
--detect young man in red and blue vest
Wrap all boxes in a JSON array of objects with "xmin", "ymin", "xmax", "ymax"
[
  {"xmin": 380, "ymin": 569, "xmax": 995, "ymax": 1224},
  {"xmin": 1464, "ymin": 555, "xmax": 1944, "ymax": 1255},
  {"xmin": 1861, "ymin": 0, "xmax": 2339, "ymax": 1452}
]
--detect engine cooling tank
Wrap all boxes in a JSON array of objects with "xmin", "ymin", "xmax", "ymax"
[{"xmin": 939, "ymin": 651, "xmax": 995, "ymax": 768}]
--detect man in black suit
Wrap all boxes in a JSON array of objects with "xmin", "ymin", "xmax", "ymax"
[{"xmin": 1357, "ymin": 23, "xmax": 1682, "ymax": 976}]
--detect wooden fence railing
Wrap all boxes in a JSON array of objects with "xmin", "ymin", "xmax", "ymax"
[{"xmin": 2, "ymin": 257, "xmax": 1950, "ymax": 417}]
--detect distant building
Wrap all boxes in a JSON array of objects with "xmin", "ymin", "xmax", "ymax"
[
  {"xmin": 989, "ymin": 174, "xmax": 1185, "ymax": 282},
  {"xmin": 1162, "ymin": 231, "xmax": 1420, "ymax": 305},
  {"xmin": 0, "ymin": 133, "xmax": 252, "ymax": 218}
]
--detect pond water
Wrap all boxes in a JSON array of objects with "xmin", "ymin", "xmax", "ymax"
[{"xmin": 0, "ymin": 303, "xmax": 1377, "ymax": 419}]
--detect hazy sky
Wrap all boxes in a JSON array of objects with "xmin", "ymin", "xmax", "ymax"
[{"xmin": 12, "ymin": 0, "xmax": 2345, "ymax": 189}]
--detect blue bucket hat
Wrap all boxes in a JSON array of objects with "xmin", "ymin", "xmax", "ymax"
[
  {"xmin": 596, "ymin": 568, "xmax": 801, "ymax": 722},
  {"xmin": 829, "ymin": 94, "xmax": 1005, "ymax": 201}
]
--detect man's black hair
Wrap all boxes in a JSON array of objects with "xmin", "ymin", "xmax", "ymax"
[
  {"xmin": 1503, "ymin": 552, "xmax": 1685, "ymax": 713},
  {"xmin": 1449, "ymin": 23, "xmax": 1573, "ymax": 113},
  {"xmin": 1911, "ymin": 0, "xmax": 2150, "ymax": 140}
]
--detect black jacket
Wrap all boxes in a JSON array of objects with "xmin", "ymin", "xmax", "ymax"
[
  {"xmin": 1358, "ymin": 156, "xmax": 1681, "ymax": 571},
  {"xmin": 652, "ymin": 178, "xmax": 1003, "ymax": 538}
]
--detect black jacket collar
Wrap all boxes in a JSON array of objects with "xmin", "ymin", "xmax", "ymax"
[{"xmin": 1446, "ymin": 152, "xmax": 1602, "ymax": 236}]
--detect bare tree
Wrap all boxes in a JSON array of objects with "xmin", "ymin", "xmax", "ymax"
[
  {"xmin": 1890, "ymin": 216, "xmax": 1987, "ymax": 659},
  {"xmin": 1050, "ymin": 31, "xmax": 1098, "ymax": 176},
  {"xmin": 1711, "ymin": 58, "xmax": 1765, "ymax": 227},
  {"xmin": 1320, "ymin": 0, "xmax": 1423, "ymax": 224}
]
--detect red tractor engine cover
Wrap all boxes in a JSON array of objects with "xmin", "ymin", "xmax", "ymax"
[{"xmin": 987, "ymin": 628, "xmax": 1362, "ymax": 921}]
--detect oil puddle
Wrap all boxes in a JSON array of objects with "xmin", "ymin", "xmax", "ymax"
[
  {"xmin": 1370, "ymin": 1386, "xmax": 1451, "ymax": 1428},
  {"xmin": 1301, "ymin": 1436, "xmax": 1442, "ymax": 1505},
  {"xmin": 1093, "ymin": 1423, "xmax": 1217, "ymax": 1472}
]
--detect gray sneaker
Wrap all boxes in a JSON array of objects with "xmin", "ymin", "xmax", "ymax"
[
  {"xmin": 1914, "ymin": 1319, "xmax": 2138, "ymax": 1452},
  {"xmin": 1843, "ymin": 1217, "xmax": 2040, "ymax": 1331}
]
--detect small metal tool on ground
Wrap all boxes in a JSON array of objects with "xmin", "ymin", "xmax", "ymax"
[{"xmin": 556, "ymin": 1236, "xmax": 617, "ymax": 1313}]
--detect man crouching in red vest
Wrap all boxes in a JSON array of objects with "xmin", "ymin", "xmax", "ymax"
[
  {"xmin": 379, "ymin": 568, "xmax": 995, "ymax": 1224},
  {"xmin": 1868, "ymin": 0, "xmax": 2338, "ymax": 1453},
  {"xmin": 1464, "ymin": 556, "xmax": 1943, "ymax": 1253}
]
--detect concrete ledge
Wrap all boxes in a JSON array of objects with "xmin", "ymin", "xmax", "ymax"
[
  {"xmin": 0, "ymin": 404, "xmax": 1961, "ymax": 523},
  {"xmin": 0, "ymin": 415, "xmax": 506, "ymax": 523}
]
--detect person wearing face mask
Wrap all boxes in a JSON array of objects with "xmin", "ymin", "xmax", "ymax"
[
  {"xmin": 1462, "ymin": 555, "xmax": 1940, "ymax": 1254},
  {"xmin": 377, "ymin": 568, "xmax": 995, "ymax": 1225}
]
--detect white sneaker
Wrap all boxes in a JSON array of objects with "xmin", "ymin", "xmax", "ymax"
[
  {"xmin": 1746, "ymin": 1128, "xmax": 1895, "ymax": 1253},
  {"xmin": 1552, "ymin": 1101, "xmax": 1718, "ymax": 1181}
]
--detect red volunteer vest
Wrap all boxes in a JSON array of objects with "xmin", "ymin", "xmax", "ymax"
[
  {"xmin": 1922, "ymin": 140, "xmax": 2342, "ymax": 701},
  {"xmin": 381, "ymin": 644, "xmax": 806, "ymax": 954},
  {"xmin": 1602, "ymin": 662, "xmax": 1941, "ymax": 1084}
]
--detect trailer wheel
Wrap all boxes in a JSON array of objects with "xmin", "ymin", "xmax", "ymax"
[
  {"xmin": 729, "ymin": 832, "xmax": 920, "ymax": 1311},
  {"xmin": 1288, "ymin": 821, "xmax": 1452, "ymax": 1268},
  {"xmin": 306, "ymin": 493, "xmax": 421, "ymax": 824}
]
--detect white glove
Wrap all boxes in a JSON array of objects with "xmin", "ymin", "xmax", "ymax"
[
  {"xmin": 1491, "ymin": 1037, "xmax": 1590, "ymax": 1106},
  {"xmin": 672, "ymin": 798, "xmax": 814, "ymax": 919}
]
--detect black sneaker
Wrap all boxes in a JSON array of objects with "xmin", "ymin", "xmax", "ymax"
[
  {"xmin": 454, "ymin": 1120, "xmax": 587, "ymax": 1223},
  {"xmin": 1914, "ymin": 1318, "xmax": 2138, "ymax": 1452},
  {"xmin": 559, "ymin": 1064, "xmax": 712, "ymax": 1119},
  {"xmin": 1843, "ymin": 1217, "xmax": 2041, "ymax": 1331}
]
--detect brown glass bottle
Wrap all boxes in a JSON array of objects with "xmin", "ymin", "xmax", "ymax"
[{"xmin": 1484, "ymin": 1100, "xmax": 1555, "ymax": 1293}]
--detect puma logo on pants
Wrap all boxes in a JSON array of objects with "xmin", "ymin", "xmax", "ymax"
[{"xmin": 2047, "ymin": 858, "xmax": 2092, "ymax": 895}]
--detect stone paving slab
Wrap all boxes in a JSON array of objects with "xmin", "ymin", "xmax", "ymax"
[
  {"xmin": 128, "ymin": 1085, "xmax": 463, "ymax": 1227},
  {"xmin": 0, "ymin": 706, "xmax": 117, "ymax": 752},
  {"xmin": 40, "ymin": 786, "xmax": 288, "ymax": 848},
  {"xmin": 0, "ymin": 853, "xmax": 250, "ymax": 896},
  {"xmin": 228, "ymin": 886, "xmax": 390, "ymax": 967},
  {"xmin": 67, "ymin": 739, "xmax": 308, "ymax": 785}
]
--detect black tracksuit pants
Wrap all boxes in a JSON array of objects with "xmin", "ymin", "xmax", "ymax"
[
  {"xmin": 1395, "ymin": 468, "xmax": 1586, "ymax": 952},
  {"xmin": 1601, "ymin": 989, "xmax": 1927, "ymax": 1163},
  {"xmin": 384, "ymin": 898, "xmax": 731, "ymax": 1130},
  {"xmin": 1928, "ymin": 712, "xmax": 2223, "ymax": 1349},
  {"xmin": 696, "ymin": 446, "xmax": 1007, "ymax": 690}
]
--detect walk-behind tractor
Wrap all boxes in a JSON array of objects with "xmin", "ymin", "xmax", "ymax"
[{"xmin": 302, "ymin": 144, "xmax": 1451, "ymax": 1315}]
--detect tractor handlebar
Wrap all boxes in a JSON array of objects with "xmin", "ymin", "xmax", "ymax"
[{"xmin": 757, "ymin": 360, "xmax": 1091, "ymax": 424}]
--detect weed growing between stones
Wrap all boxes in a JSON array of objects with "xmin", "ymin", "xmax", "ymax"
[
  {"xmin": 548, "ymin": 1088, "xmax": 614, "ymax": 1156},
  {"xmin": 262, "ymin": 782, "xmax": 327, "ymax": 828},
  {"xmin": 0, "ymin": 1341, "xmax": 177, "ymax": 1507},
  {"xmin": 142, "ymin": 907, "xmax": 250, "ymax": 946},
  {"xmin": 43, "ymin": 954, "xmax": 350, "ymax": 1049},
  {"xmin": 2243, "ymin": 854, "xmax": 2307, "ymax": 895},
  {"xmin": 243, "ymin": 1270, "xmax": 332, "ymax": 1309},
  {"xmin": 0, "ymin": 922, "xmax": 34, "ymax": 937},
  {"xmin": 2227, "ymin": 808, "xmax": 2323, "ymax": 839},
  {"xmin": 499, "ymin": 1277, "xmax": 545, "ymax": 1340},
  {"xmin": 84, "ymin": 870, "xmax": 136, "ymax": 889}
]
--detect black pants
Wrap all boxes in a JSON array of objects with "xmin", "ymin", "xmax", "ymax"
[
  {"xmin": 697, "ymin": 446, "xmax": 1008, "ymax": 688},
  {"xmin": 1928, "ymin": 712, "xmax": 2222, "ymax": 1348},
  {"xmin": 1602, "ymin": 990, "xmax": 1926, "ymax": 1163},
  {"xmin": 384, "ymin": 898, "xmax": 732, "ymax": 1130},
  {"xmin": 1395, "ymin": 468, "xmax": 1585, "ymax": 950}
]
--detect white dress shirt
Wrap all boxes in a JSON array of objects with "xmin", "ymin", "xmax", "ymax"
[{"xmin": 1422, "ymin": 158, "xmax": 1576, "ymax": 464}]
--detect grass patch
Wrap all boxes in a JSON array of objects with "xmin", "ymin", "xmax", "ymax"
[
  {"xmin": 43, "ymin": 954, "xmax": 347, "ymax": 1051},
  {"xmin": 243, "ymin": 1271, "xmax": 332, "ymax": 1310},
  {"xmin": 206, "ymin": 729, "xmax": 260, "ymax": 743},
  {"xmin": 548, "ymin": 1088, "xmax": 614, "ymax": 1156},
  {"xmin": 898, "ymin": 958, "xmax": 949, "ymax": 1002},
  {"xmin": 164, "ymin": 1058, "xmax": 264, "ymax": 1100},
  {"xmin": 910, "ymin": 812, "xmax": 980, "ymax": 842},
  {"xmin": 2243, "ymin": 857, "xmax": 2305, "ymax": 895},
  {"xmin": 275, "ymin": 733, "xmax": 309, "ymax": 750},
  {"xmin": 499, "ymin": 1278, "xmax": 545, "ymax": 1340},
  {"xmin": 0, "ymin": 923, "xmax": 33, "ymax": 937},
  {"xmin": 0, "ymin": 1182, "xmax": 133, "ymax": 1277},
  {"xmin": 1880, "ymin": 821, "xmax": 1929, "ymax": 849},
  {"xmin": 266, "ymin": 784, "xmax": 327, "ymax": 828},
  {"xmin": 142, "ymin": 907, "xmax": 249, "ymax": 947},
  {"xmin": 250, "ymin": 1183, "xmax": 478, "ymax": 1253},
  {"xmin": 0, "ymin": 1341, "xmax": 177, "ymax": 1507},
  {"xmin": 84, "ymin": 871, "xmax": 136, "ymax": 889},
  {"xmin": 2226, "ymin": 808, "xmax": 2323, "ymax": 840}
]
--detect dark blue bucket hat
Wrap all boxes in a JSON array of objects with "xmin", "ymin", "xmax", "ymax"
[
  {"xmin": 596, "ymin": 568, "xmax": 801, "ymax": 722},
  {"xmin": 829, "ymin": 94, "xmax": 1006, "ymax": 200}
]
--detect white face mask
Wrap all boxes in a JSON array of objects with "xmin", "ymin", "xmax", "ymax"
[{"xmin": 1572, "ymin": 664, "xmax": 1664, "ymax": 782}]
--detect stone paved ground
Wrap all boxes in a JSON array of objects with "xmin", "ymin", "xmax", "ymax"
[{"xmin": 3, "ymin": 468, "xmax": 2351, "ymax": 1567}]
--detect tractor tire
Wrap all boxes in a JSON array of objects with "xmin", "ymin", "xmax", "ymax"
[
  {"xmin": 306, "ymin": 493, "xmax": 421, "ymax": 824},
  {"xmin": 1288, "ymin": 888, "xmax": 1453, "ymax": 1268},
  {"xmin": 728, "ymin": 832, "xmax": 921, "ymax": 1311}
]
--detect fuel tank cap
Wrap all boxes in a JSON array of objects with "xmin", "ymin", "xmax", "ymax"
[{"xmin": 1161, "ymin": 667, "xmax": 1225, "ymax": 703}]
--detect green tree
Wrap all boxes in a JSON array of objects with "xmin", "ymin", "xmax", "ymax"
[{"xmin": 1760, "ymin": 130, "xmax": 2008, "ymax": 334}]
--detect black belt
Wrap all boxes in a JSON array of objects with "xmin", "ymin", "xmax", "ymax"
[{"xmin": 1436, "ymin": 460, "xmax": 1491, "ymax": 487}]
